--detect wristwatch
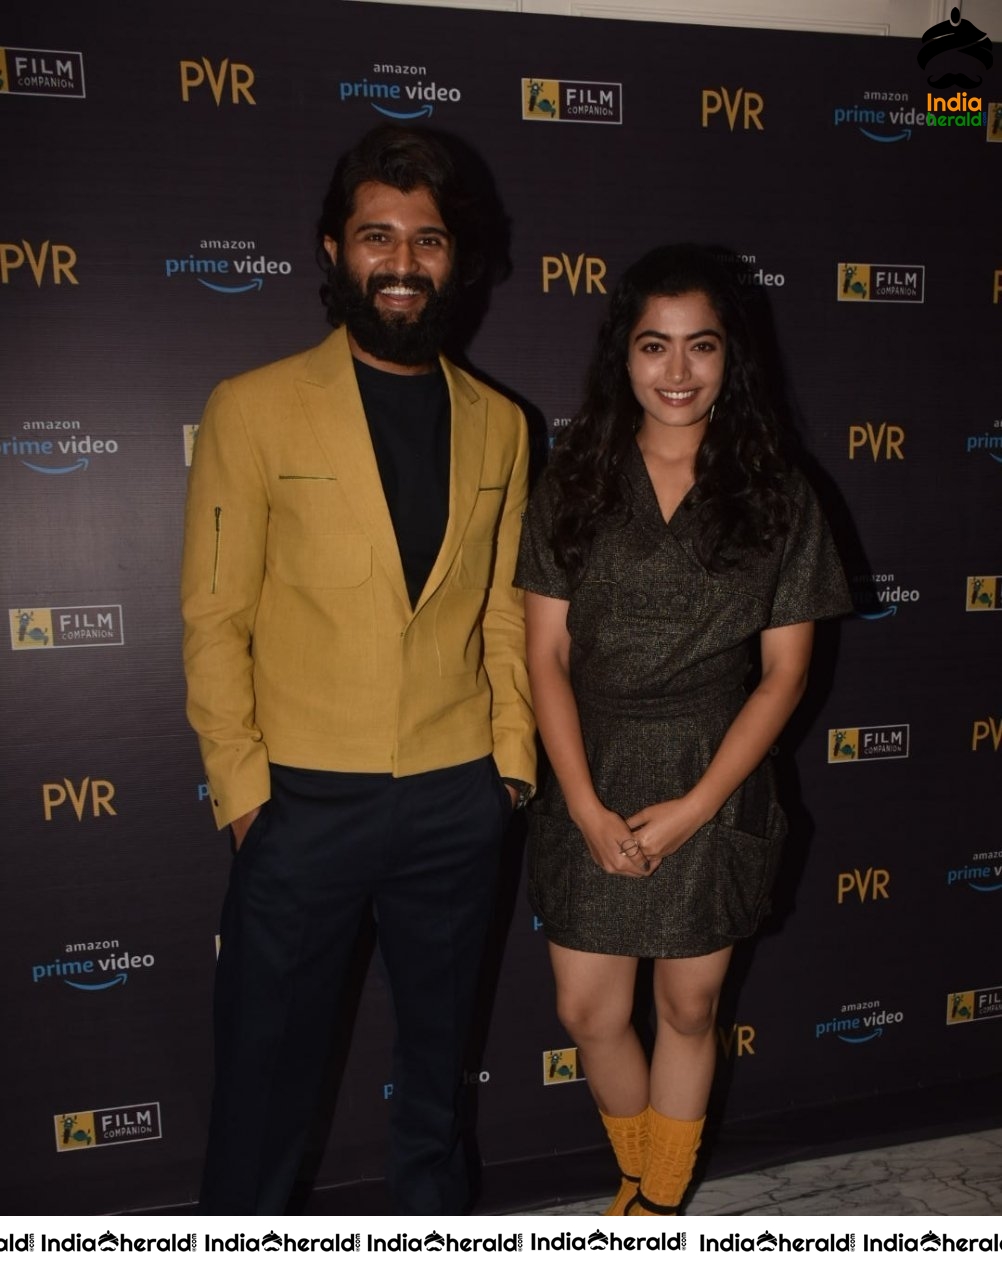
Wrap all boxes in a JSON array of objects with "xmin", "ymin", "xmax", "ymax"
[{"xmin": 502, "ymin": 778, "xmax": 535, "ymax": 811}]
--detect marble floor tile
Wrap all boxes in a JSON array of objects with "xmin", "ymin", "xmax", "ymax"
[{"xmin": 524, "ymin": 1127, "xmax": 1002, "ymax": 1216}]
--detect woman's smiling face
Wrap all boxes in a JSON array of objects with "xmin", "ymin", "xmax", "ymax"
[{"xmin": 627, "ymin": 291, "xmax": 726, "ymax": 439}]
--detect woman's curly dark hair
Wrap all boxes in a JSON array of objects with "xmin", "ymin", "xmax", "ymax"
[{"xmin": 547, "ymin": 243, "xmax": 792, "ymax": 584}]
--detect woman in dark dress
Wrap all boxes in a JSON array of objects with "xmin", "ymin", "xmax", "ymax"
[{"xmin": 516, "ymin": 245, "xmax": 850, "ymax": 1215}]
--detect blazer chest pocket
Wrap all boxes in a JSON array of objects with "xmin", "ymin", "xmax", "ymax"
[
  {"xmin": 272, "ymin": 533, "xmax": 372, "ymax": 589},
  {"xmin": 466, "ymin": 485, "xmax": 504, "ymax": 543}
]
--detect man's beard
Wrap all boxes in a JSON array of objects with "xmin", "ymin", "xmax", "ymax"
[{"xmin": 333, "ymin": 260, "xmax": 457, "ymax": 367}]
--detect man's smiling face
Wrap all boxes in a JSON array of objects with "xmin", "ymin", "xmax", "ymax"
[{"xmin": 324, "ymin": 181, "xmax": 457, "ymax": 373}]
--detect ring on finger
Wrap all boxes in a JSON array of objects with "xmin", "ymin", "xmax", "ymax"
[{"xmin": 618, "ymin": 838, "xmax": 642, "ymax": 858}]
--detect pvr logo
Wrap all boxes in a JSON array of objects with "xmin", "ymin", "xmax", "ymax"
[
  {"xmin": 42, "ymin": 778, "xmax": 116, "ymax": 821},
  {"xmin": 716, "ymin": 1023, "xmax": 755, "ymax": 1057},
  {"xmin": 542, "ymin": 254, "xmax": 607, "ymax": 295},
  {"xmin": 180, "ymin": 58, "xmax": 255, "ymax": 105},
  {"xmin": 837, "ymin": 867, "xmax": 890, "ymax": 904},
  {"xmin": 971, "ymin": 718, "xmax": 1002, "ymax": 751},
  {"xmin": 0, "ymin": 241, "xmax": 78, "ymax": 286},
  {"xmin": 701, "ymin": 87, "xmax": 764, "ymax": 130},
  {"xmin": 848, "ymin": 422, "xmax": 905, "ymax": 460}
]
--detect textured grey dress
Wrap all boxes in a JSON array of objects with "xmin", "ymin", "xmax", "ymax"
[{"xmin": 515, "ymin": 445, "xmax": 852, "ymax": 958}]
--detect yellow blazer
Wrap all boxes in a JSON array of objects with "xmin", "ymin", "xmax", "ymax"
[{"xmin": 181, "ymin": 327, "xmax": 535, "ymax": 829}]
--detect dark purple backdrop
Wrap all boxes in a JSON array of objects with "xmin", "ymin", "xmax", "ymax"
[{"xmin": 2, "ymin": 0, "xmax": 1000, "ymax": 1214}]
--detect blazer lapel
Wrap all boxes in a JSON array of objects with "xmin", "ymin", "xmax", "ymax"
[
  {"xmin": 414, "ymin": 357, "xmax": 486, "ymax": 612},
  {"xmin": 295, "ymin": 330, "xmax": 410, "ymax": 609}
]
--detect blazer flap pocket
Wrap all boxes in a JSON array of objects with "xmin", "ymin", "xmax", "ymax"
[{"xmin": 273, "ymin": 533, "xmax": 372, "ymax": 589}]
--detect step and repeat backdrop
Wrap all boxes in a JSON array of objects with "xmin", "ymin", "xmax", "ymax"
[{"xmin": 2, "ymin": 0, "xmax": 1000, "ymax": 1215}]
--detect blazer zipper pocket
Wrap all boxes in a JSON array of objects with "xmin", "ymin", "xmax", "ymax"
[{"xmin": 211, "ymin": 506, "xmax": 221, "ymax": 593}]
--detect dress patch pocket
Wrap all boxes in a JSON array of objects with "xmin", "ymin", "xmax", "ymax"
[
  {"xmin": 527, "ymin": 811, "xmax": 572, "ymax": 931},
  {"xmin": 711, "ymin": 803, "xmax": 786, "ymax": 939}
]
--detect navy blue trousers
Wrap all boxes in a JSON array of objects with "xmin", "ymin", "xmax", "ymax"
[{"xmin": 199, "ymin": 757, "xmax": 511, "ymax": 1214}]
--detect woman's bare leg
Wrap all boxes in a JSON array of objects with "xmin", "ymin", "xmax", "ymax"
[
  {"xmin": 549, "ymin": 942, "xmax": 647, "ymax": 1114},
  {"xmin": 650, "ymin": 947, "xmax": 732, "ymax": 1119}
]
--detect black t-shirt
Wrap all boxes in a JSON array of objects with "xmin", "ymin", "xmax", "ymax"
[{"xmin": 353, "ymin": 357, "xmax": 451, "ymax": 608}]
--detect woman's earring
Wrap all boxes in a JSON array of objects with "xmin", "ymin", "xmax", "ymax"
[{"xmin": 708, "ymin": 403, "xmax": 716, "ymax": 424}]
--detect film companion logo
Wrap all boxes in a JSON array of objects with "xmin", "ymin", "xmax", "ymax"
[
  {"xmin": 10, "ymin": 606, "xmax": 124, "ymax": 650},
  {"xmin": 55, "ymin": 1102, "xmax": 162, "ymax": 1151},
  {"xmin": 838, "ymin": 263, "xmax": 925, "ymax": 303},
  {"xmin": 522, "ymin": 78, "xmax": 622, "ymax": 125},
  {"xmin": 183, "ymin": 424, "xmax": 199, "ymax": 466},
  {"xmin": 946, "ymin": 988, "xmax": 1002, "ymax": 1025},
  {"xmin": 967, "ymin": 576, "xmax": 1002, "ymax": 610},
  {"xmin": 542, "ymin": 1047, "xmax": 583, "ymax": 1085},
  {"xmin": 0, "ymin": 47, "xmax": 84, "ymax": 98},
  {"xmin": 829, "ymin": 725, "xmax": 910, "ymax": 763}
]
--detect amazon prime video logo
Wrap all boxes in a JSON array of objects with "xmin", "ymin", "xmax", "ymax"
[
  {"xmin": 164, "ymin": 238, "xmax": 292, "ymax": 294},
  {"xmin": 815, "ymin": 1001, "xmax": 904, "ymax": 1044},
  {"xmin": 32, "ymin": 942, "xmax": 155, "ymax": 992},
  {"xmin": 338, "ymin": 64, "xmax": 462, "ymax": 121},
  {"xmin": 3, "ymin": 421, "xmax": 119, "ymax": 474}
]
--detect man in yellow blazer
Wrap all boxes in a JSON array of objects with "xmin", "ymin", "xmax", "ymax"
[{"xmin": 181, "ymin": 126, "xmax": 535, "ymax": 1214}]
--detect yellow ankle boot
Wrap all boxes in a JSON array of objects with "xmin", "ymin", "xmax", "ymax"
[
  {"xmin": 626, "ymin": 1111, "xmax": 703, "ymax": 1215},
  {"xmin": 599, "ymin": 1107, "xmax": 649, "ymax": 1215}
]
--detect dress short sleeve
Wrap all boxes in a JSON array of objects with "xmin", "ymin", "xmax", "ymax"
[
  {"xmin": 767, "ymin": 471, "xmax": 852, "ymax": 628},
  {"xmin": 515, "ymin": 472, "xmax": 572, "ymax": 600}
]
